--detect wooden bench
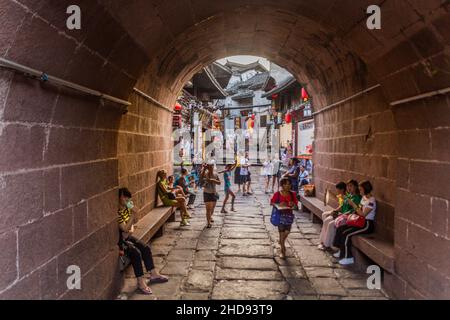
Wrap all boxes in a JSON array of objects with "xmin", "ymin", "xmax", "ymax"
[
  {"xmin": 298, "ymin": 194, "xmax": 395, "ymax": 273},
  {"xmin": 133, "ymin": 206, "xmax": 176, "ymax": 244}
]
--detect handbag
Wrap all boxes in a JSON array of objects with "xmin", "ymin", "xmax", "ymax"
[
  {"xmin": 270, "ymin": 206, "xmax": 281, "ymax": 226},
  {"xmin": 346, "ymin": 213, "xmax": 366, "ymax": 228},
  {"xmin": 119, "ymin": 255, "xmax": 130, "ymax": 272},
  {"xmin": 334, "ymin": 214, "xmax": 349, "ymax": 228},
  {"xmin": 118, "ymin": 240, "xmax": 135, "ymax": 272},
  {"xmin": 303, "ymin": 184, "xmax": 315, "ymax": 197}
]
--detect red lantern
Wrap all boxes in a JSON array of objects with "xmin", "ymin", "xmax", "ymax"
[
  {"xmin": 251, "ymin": 114, "xmax": 256, "ymax": 120},
  {"xmin": 301, "ymin": 88, "xmax": 309, "ymax": 102},
  {"xmin": 174, "ymin": 103, "xmax": 183, "ymax": 111},
  {"xmin": 285, "ymin": 113, "xmax": 292, "ymax": 124},
  {"xmin": 271, "ymin": 94, "xmax": 279, "ymax": 99}
]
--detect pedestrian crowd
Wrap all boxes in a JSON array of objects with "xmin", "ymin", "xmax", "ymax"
[{"xmin": 116, "ymin": 151, "xmax": 376, "ymax": 295}]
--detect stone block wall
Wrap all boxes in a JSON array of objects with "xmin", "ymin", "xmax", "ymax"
[
  {"xmin": 0, "ymin": 0, "xmax": 154, "ymax": 300},
  {"xmin": 389, "ymin": 94, "xmax": 450, "ymax": 299},
  {"xmin": 314, "ymin": 86, "xmax": 397, "ymax": 242},
  {"xmin": 117, "ymin": 91, "xmax": 174, "ymax": 220}
]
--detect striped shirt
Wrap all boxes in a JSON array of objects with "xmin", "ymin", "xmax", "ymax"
[{"xmin": 118, "ymin": 208, "xmax": 131, "ymax": 224}]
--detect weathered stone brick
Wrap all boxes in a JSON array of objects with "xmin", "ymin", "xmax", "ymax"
[
  {"xmin": 0, "ymin": 230, "xmax": 17, "ymax": 291},
  {"xmin": 407, "ymin": 224, "xmax": 450, "ymax": 272},
  {"xmin": 43, "ymin": 168, "xmax": 61, "ymax": 213},
  {"xmin": 61, "ymin": 160, "xmax": 118, "ymax": 207},
  {"xmin": 395, "ymin": 250, "xmax": 428, "ymax": 295},
  {"xmin": 0, "ymin": 171, "xmax": 44, "ymax": 233},
  {"xmin": 431, "ymin": 197, "xmax": 448, "ymax": 238},
  {"xmin": 396, "ymin": 188, "xmax": 432, "ymax": 228},
  {"xmin": 38, "ymin": 258, "xmax": 58, "ymax": 300},
  {"xmin": 431, "ymin": 129, "xmax": 450, "ymax": 162},
  {"xmin": 6, "ymin": 15, "xmax": 76, "ymax": 78},
  {"xmin": 427, "ymin": 265, "xmax": 450, "ymax": 299},
  {"xmin": 73, "ymin": 201, "xmax": 88, "ymax": 242},
  {"xmin": 0, "ymin": 270, "xmax": 40, "ymax": 300},
  {"xmin": 409, "ymin": 161, "xmax": 450, "ymax": 199},
  {"xmin": 0, "ymin": 124, "xmax": 45, "ymax": 172},
  {"xmin": 87, "ymin": 189, "xmax": 117, "ymax": 233},
  {"xmin": 3, "ymin": 75, "xmax": 57, "ymax": 123},
  {"xmin": 410, "ymin": 27, "xmax": 444, "ymax": 58},
  {"xmin": 18, "ymin": 208, "xmax": 73, "ymax": 276},
  {"xmin": 51, "ymin": 90, "xmax": 99, "ymax": 128}
]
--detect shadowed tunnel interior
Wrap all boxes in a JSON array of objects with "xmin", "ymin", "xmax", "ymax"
[{"xmin": 0, "ymin": 0, "xmax": 449, "ymax": 299}]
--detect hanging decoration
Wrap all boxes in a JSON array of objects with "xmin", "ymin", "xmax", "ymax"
[
  {"xmin": 301, "ymin": 88, "xmax": 309, "ymax": 102},
  {"xmin": 285, "ymin": 112, "xmax": 292, "ymax": 124},
  {"xmin": 271, "ymin": 94, "xmax": 279, "ymax": 99},
  {"xmin": 251, "ymin": 114, "xmax": 256, "ymax": 121},
  {"xmin": 173, "ymin": 103, "xmax": 182, "ymax": 128}
]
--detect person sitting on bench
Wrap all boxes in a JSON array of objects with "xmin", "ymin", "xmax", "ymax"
[
  {"xmin": 333, "ymin": 181, "xmax": 377, "ymax": 265},
  {"xmin": 117, "ymin": 188, "xmax": 168, "ymax": 295},
  {"xmin": 176, "ymin": 168, "xmax": 196, "ymax": 210},
  {"xmin": 168, "ymin": 175, "xmax": 186, "ymax": 198},
  {"xmin": 156, "ymin": 170, "xmax": 191, "ymax": 227},
  {"xmin": 317, "ymin": 181, "xmax": 347, "ymax": 251}
]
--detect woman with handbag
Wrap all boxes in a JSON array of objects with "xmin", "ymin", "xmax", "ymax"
[
  {"xmin": 200, "ymin": 162, "xmax": 221, "ymax": 228},
  {"xmin": 318, "ymin": 180, "xmax": 362, "ymax": 251},
  {"xmin": 333, "ymin": 181, "xmax": 377, "ymax": 265},
  {"xmin": 270, "ymin": 178, "xmax": 298, "ymax": 258},
  {"xmin": 156, "ymin": 170, "xmax": 191, "ymax": 227},
  {"xmin": 118, "ymin": 188, "xmax": 169, "ymax": 295}
]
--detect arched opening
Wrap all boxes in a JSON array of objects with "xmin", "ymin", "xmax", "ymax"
[{"xmin": 0, "ymin": 0, "xmax": 448, "ymax": 299}]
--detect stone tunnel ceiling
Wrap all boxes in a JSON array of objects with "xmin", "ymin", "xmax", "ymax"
[
  {"xmin": 97, "ymin": 0, "xmax": 449, "ymax": 107},
  {"xmin": 4, "ymin": 0, "xmax": 448, "ymax": 107}
]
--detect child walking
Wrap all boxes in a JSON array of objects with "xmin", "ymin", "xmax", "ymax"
[
  {"xmin": 270, "ymin": 178, "xmax": 298, "ymax": 258},
  {"xmin": 219, "ymin": 162, "xmax": 237, "ymax": 213}
]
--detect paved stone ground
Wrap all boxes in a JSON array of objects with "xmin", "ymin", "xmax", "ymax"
[{"xmin": 120, "ymin": 175, "xmax": 388, "ymax": 300}]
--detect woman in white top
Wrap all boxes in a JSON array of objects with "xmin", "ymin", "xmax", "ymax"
[{"xmin": 333, "ymin": 181, "xmax": 376, "ymax": 265}]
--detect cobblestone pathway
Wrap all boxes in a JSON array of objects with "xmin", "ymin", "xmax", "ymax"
[{"xmin": 121, "ymin": 177, "xmax": 388, "ymax": 300}]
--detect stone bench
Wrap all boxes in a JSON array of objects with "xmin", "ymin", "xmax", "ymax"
[
  {"xmin": 119, "ymin": 206, "xmax": 175, "ymax": 272},
  {"xmin": 133, "ymin": 206, "xmax": 176, "ymax": 244},
  {"xmin": 298, "ymin": 194, "xmax": 395, "ymax": 273}
]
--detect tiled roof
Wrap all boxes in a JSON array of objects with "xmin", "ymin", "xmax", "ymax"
[
  {"xmin": 231, "ymin": 90, "xmax": 256, "ymax": 101},
  {"xmin": 226, "ymin": 72, "xmax": 270, "ymax": 94},
  {"xmin": 262, "ymin": 76, "xmax": 297, "ymax": 98}
]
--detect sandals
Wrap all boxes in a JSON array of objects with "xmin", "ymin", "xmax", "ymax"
[
  {"xmin": 137, "ymin": 286, "xmax": 153, "ymax": 295},
  {"xmin": 221, "ymin": 209, "xmax": 228, "ymax": 214},
  {"xmin": 148, "ymin": 275, "xmax": 169, "ymax": 284},
  {"xmin": 206, "ymin": 223, "xmax": 212, "ymax": 229}
]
